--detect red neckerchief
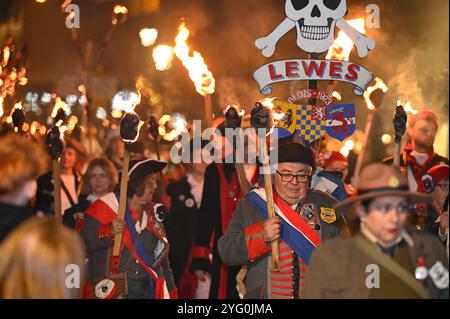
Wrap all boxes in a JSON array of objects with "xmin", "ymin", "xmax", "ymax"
[{"xmin": 404, "ymin": 143, "xmax": 436, "ymax": 192}]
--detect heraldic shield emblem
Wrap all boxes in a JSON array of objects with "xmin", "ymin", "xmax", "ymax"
[{"xmin": 325, "ymin": 104, "xmax": 356, "ymax": 142}]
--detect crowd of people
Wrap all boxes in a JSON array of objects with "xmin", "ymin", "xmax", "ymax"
[{"xmin": 0, "ymin": 109, "xmax": 448, "ymax": 299}]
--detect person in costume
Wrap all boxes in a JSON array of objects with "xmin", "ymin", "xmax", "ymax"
[
  {"xmin": 0, "ymin": 133, "xmax": 45, "ymax": 242},
  {"xmin": 218, "ymin": 142, "xmax": 347, "ymax": 299},
  {"xmin": 303, "ymin": 163, "xmax": 449, "ymax": 299},
  {"xmin": 191, "ymin": 123, "xmax": 259, "ymax": 299},
  {"xmin": 80, "ymin": 158, "xmax": 177, "ymax": 299},
  {"xmin": 312, "ymin": 150, "xmax": 354, "ymax": 200},
  {"xmin": 422, "ymin": 164, "xmax": 449, "ymax": 246},
  {"xmin": 35, "ymin": 138, "xmax": 84, "ymax": 217},
  {"xmin": 384, "ymin": 110, "xmax": 448, "ymax": 192},
  {"xmin": 165, "ymin": 139, "xmax": 209, "ymax": 299},
  {"xmin": 63, "ymin": 157, "xmax": 118, "ymax": 231}
]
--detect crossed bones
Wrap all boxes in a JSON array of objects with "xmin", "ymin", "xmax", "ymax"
[{"xmin": 255, "ymin": 18, "xmax": 375, "ymax": 58}]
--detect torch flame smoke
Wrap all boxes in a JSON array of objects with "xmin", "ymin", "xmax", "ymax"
[
  {"xmin": 364, "ymin": 77, "xmax": 388, "ymax": 110},
  {"xmin": 174, "ymin": 22, "xmax": 215, "ymax": 96},
  {"xmin": 326, "ymin": 18, "xmax": 366, "ymax": 61}
]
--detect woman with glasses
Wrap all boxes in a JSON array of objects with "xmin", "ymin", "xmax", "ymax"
[
  {"xmin": 218, "ymin": 142, "xmax": 347, "ymax": 299},
  {"xmin": 422, "ymin": 164, "xmax": 449, "ymax": 247},
  {"xmin": 303, "ymin": 163, "xmax": 449, "ymax": 299}
]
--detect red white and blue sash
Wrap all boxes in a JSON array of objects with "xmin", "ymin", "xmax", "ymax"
[
  {"xmin": 85, "ymin": 192, "xmax": 170, "ymax": 299},
  {"xmin": 245, "ymin": 188, "xmax": 321, "ymax": 264}
]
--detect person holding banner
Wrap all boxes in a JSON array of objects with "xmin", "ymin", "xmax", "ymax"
[
  {"xmin": 80, "ymin": 158, "xmax": 177, "ymax": 299},
  {"xmin": 303, "ymin": 164, "xmax": 449, "ymax": 299},
  {"xmin": 218, "ymin": 141, "xmax": 347, "ymax": 299}
]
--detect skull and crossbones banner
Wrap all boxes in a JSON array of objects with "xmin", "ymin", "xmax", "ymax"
[
  {"xmin": 253, "ymin": 0, "xmax": 375, "ymax": 97},
  {"xmin": 255, "ymin": 0, "xmax": 375, "ymax": 57}
]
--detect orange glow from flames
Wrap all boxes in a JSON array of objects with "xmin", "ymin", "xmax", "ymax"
[
  {"xmin": 326, "ymin": 18, "xmax": 366, "ymax": 61},
  {"xmin": 174, "ymin": 22, "xmax": 215, "ymax": 96},
  {"xmin": 364, "ymin": 77, "xmax": 388, "ymax": 110}
]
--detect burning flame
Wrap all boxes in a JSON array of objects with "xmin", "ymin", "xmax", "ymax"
[
  {"xmin": 332, "ymin": 91, "xmax": 342, "ymax": 101},
  {"xmin": 0, "ymin": 96, "xmax": 3, "ymax": 117},
  {"xmin": 224, "ymin": 105, "xmax": 245, "ymax": 117},
  {"xmin": 67, "ymin": 115, "xmax": 79, "ymax": 133},
  {"xmin": 153, "ymin": 45, "xmax": 174, "ymax": 71},
  {"xmin": 158, "ymin": 113, "xmax": 187, "ymax": 141},
  {"xmin": 260, "ymin": 97, "xmax": 277, "ymax": 109},
  {"xmin": 140, "ymin": 28, "xmax": 158, "ymax": 47},
  {"xmin": 5, "ymin": 101, "xmax": 22, "ymax": 124},
  {"xmin": 112, "ymin": 5, "xmax": 128, "ymax": 25},
  {"xmin": 326, "ymin": 18, "xmax": 366, "ymax": 61},
  {"xmin": 364, "ymin": 77, "xmax": 388, "ymax": 110},
  {"xmin": 340, "ymin": 139, "xmax": 355, "ymax": 157},
  {"xmin": 51, "ymin": 97, "xmax": 69, "ymax": 118},
  {"xmin": 398, "ymin": 99, "xmax": 418, "ymax": 115},
  {"xmin": 174, "ymin": 22, "xmax": 215, "ymax": 96}
]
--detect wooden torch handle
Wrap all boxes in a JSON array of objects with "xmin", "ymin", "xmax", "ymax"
[
  {"xmin": 259, "ymin": 137, "xmax": 279, "ymax": 271},
  {"xmin": 113, "ymin": 149, "xmax": 130, "ymax": 256},
  {"xmin": 52, "ymin": 160, "xmax": 62, "ymax": 223}
]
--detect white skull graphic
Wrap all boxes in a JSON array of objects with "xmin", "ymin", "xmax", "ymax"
[
  {"xmin": 255, "ymin": 0, "xmax": 375, "ymax": 57},
  {"xmin": 286, "ymin": 0, "xmax": 346, "ymax": 53}
]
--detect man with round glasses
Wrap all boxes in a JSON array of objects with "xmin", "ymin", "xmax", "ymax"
[
  {"xmin": 303, "ymin": 163, "xmax": 449, "ymax": 299},
  {"xmin": 218, "ymin": 141, "xmax": 347, "ymax": 299}
]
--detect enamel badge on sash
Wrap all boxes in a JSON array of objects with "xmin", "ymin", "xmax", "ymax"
[{"xmin": 320, "ymin": 207, "xmax": 336, "ymax": 224}]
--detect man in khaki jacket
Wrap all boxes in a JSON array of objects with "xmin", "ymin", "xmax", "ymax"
[{"xmin": 303, "ymin": 163, "xmax": 449, "ymax": 299}]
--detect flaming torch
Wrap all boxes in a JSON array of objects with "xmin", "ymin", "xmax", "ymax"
[
  {"xmin": 174, "ymin": 21, "xmax": 215, "ymax": 127},
  {"xmin": 352, "ymin": 77, "xmax": 388, "ymax": 187},
  {"xmin": 153, "ymin": 45, "xmax": 174, "ymax": 71},
  {"xmin": 393, "ymin": 100, "xmax": 407, "ymax": 167},
  {"xmin": 251, "ymin": 98, "xmax": 280, "ymax": 271},
  {"xmin": 11, "ymin": 102, "xmax": 25, "ymax": 133},
  {"xmin": 224, "ymin": 105, "xmax": 251, "ymax": 194},
  {"xmin": 326, "ymin": 18, "xmax": 366, "ymax": 61},
  {"xmin": 148, "ymin": 115, "xmax": 160, "ymax": 160},
  {"xmin": 113, "ymin": 95, "xmax": 143, "ymax": 256}
]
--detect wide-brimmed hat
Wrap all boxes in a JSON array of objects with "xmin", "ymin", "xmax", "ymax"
[
  {"xmin": 334, "ymin": 163, "xmax": 431, "ymax": 213},
  {"xmin": 128, "ymin": 159, "xmax": 167, "ymax": 185}
]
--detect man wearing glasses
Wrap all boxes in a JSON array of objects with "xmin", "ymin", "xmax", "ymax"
[{"xmin": 218, "ymin": 141, "xmax": 347, "ymax": 299}]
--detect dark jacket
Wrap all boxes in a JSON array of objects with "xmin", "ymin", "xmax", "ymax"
[
  {"xmin": 35, "ymin": 170, "xmax": 83, "ymax": 215},
  {"xmin": 303, "ymin": 231, "xmax": 449, "ymax": 299},
  {"xmin": 80, "ymin": 195, "xmax": 177, "ymax": 299},
  {"xmin": 0, "ymin": 202, "xmax": 34, "ymax": 242},
  {"xmin": 62, "ymin": 195, "xmax": 90, "ymax": 229},
  {"xmin": 218, "ymin": 189, "xmax": 347, "ymax": 299},
  {"xmin": 164, "ymin": 176, "xmax": 201, "ymax": 286}
]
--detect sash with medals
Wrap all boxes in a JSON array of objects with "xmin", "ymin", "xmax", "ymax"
[{"xmin": 245, "ymin": 188, "xmax": 320, "ymax": 264}]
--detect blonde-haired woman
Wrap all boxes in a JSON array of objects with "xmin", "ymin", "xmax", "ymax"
[
  {"xmin": 0, "ymin": 217, "xmax": 85, "ymax": 298},
  {"xmin": 63, "ymin": 157, "xmax": 118, "ymax": 230}
]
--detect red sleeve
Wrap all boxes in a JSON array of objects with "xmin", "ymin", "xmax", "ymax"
[
  {"xmin": 98, "ymin": 223, "xmax": 113, "ymax": 239},
  {"xmin": 244, "ymin": 221, "xmax": 270, "ymax": 262},
  {"xmin": 169, "ymin": 288, "xmax": 178, "ymax": 299}
]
